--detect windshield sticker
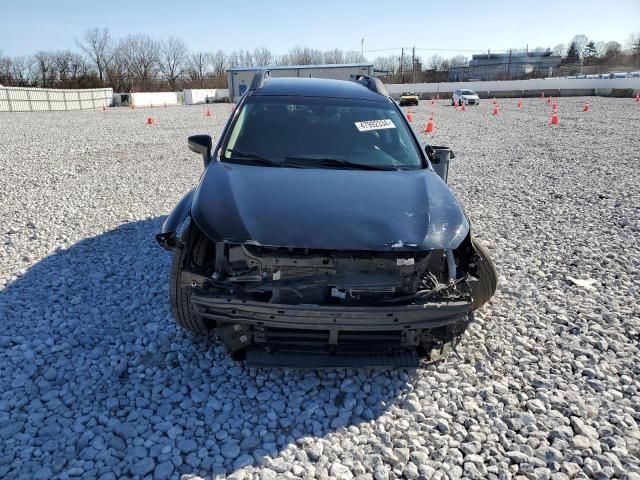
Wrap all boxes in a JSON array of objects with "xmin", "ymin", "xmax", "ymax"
[{"xmin": 354, "ymin": 119, "xmax": 396, "ymax": 132}]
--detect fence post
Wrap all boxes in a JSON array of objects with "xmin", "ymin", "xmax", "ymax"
[
  {"xmin": 26, "ymin": 89, "xmax": 33, "ymax": 112},
  {"xmin": 45, "ymin": 89, "xmax": 52, "ymax": 111},
  {"xmin": 6, "ymin": 88, "xmax": 13, "ymax": 113},
  {"xmin": 77, "ymin": 90, "xmax": 82, "ymax": 110},
  {"xmin": 92, "ymin": 90, "xmax": 97, "ymax": 109},
  {"xmin": 63, "ymin": 90, "xmax": 68, "ymax": 111}
]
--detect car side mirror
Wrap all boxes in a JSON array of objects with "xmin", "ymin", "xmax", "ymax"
[{"xmin": 188, "ymin": 134, "xmax": 213, "ymax": 168}]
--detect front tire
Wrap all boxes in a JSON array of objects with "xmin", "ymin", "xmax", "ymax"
[
  {"xmin": 470, "ymin": 240, "xmax": 498, "ymax": 310},
  {"xmin": 169, "ymin": 228, "xmax": 213, "ymax": 334}
]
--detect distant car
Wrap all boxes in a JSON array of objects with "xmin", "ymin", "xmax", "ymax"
[
  {"xmin": 399, "ymin": 91, "xmax": 419, "ymax": 106},
  {"xmin": 452, "ymin": 89, "xmax": 480, "ymax": 106}
]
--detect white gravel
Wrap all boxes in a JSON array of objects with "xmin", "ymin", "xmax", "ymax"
[{"xmin": 1, "ymin": 97, "xmax": 639, "ymax": 480}]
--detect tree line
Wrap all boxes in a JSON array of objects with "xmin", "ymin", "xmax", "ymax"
[{"xmin": 1, "ymin": 28, "xmax": 638, "ymax": 91}]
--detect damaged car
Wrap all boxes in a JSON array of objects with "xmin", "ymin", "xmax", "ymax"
[{"xmin": 157, "ymin": 71, "xmax": 497, "ymax": 368}]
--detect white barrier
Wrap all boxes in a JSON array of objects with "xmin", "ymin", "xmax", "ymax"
[
  {"xmin": 184, "ymin": 89, "xmax": 223, "ymax": 104},
  {"xmin": 386, "ymin": 77, "xmax": 640, "ymax": 97},
  {"xmin": 0, "ymin": 87, "xmax": 113, "ymax": 112},
  {"xmin": 129, "ymin": 92, "xmax": 179, "ymax": 107}
]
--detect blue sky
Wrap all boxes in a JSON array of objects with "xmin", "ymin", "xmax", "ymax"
[{"xmin": 2, "ymin": 0, "xmax": 639, "ymax": 58}]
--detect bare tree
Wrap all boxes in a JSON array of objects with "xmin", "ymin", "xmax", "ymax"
[
  {"xmin": 323, "ymin": 49, "xmax": 344, "ymax": 64},
  {"xmin": 428, "ymin": 54, "xmax": 446, "ymax": 71},
  {"xmin": 33, "ymin": 51, "xmax": 56, "ymax": 87},
  {"xmin": 552, "ymin": 44, "xmax": 565, "ymax": 56},
  {"xmin": 343, "ymin": 50, "xmax": 363, "ymax": 63},
  {"xmin": 373, "ymin": 55, "xmax": 396, "ymax": 73},
  {"xmin": 210, "ymin": 50, "xmax": 226, "ymax": 75},
  {"xmin": 570, "ymin": 34, "xmax": 589, "ymax": 59},
  {"xmin": 602, "ymin": 41, "xmax": 621, "ymax": 60},
  {"xmin": 10, "ymin": 56, "xmax": 36, "ymax": 86},
  {"xmin": 448, "ymin": 55, "xmax": 468, "ymax": 67},
  {"xmin": 188, "ymin": 51, "xmax": 211, "ymax": 88},
  {"xmin": 285, "ymin": 46, "xmax": 323, "ymax": 65},
  {"xmin": 119, "ymin": 34, "xmax": 160, "ymax": 91},
  {"xmin": 105, "ymin": 43, "xmax": 129, "ymax": 92},
  {"xmin": 626, "ymin": 32, "xmax": 640, "ymax": 55},
  {"xmin": 76, "ymin": 27, "xmax": 112, "ymax": 84},
  {"xmin": 158, "ymin": 37, "xmax": 188, "ymax": 90},
  {"xmin": 252, "ymin": 47, "xmax": 272, "ymax": 67}
]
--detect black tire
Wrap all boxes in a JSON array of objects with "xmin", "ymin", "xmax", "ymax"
[
  {"xmin": 458, "ymin": 99, "xmax": 463, "ymax": 106},
  {"xmin": 169, "ymin": 229, "xmax": 212, "ymax": 334},
  {"xmin": 470, "ymin": 240, "xmax": 498, "ymax": 310},
  {"xmin": 452, "ymin": 99, "xmax": 456, "ymax": 106}
]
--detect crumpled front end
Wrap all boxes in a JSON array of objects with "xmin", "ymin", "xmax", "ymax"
[{"xmin": 178, "ymin": 233, "xmax": 478, "ymax": 367}]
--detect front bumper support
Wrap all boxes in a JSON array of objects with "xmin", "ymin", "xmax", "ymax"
[{"xmin": 190, "ymin": 294, "xmax": 471, "ymax": 331}]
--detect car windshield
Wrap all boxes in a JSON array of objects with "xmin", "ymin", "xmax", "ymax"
[
  {"xmin": 461, "ymin": 90, "xmax": 476, "ymax": 95},
  {"xmin": 402, "ymin": 92, "xmax": 416, "ymax": 96},
  {"xmin": 222, "ymin": 96, "xmax": 424, "ymax": 170}
]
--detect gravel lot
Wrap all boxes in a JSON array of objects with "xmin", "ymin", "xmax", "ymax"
[{"xmin": 1, "ymin": 97, "xmax": 639, "ymax": 480}]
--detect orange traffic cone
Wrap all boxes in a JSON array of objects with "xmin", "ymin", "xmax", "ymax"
[
  {"xmin": 424, "ymin": 115, "xmax": 434, "ymax": 133},
  {"xmin": 550, "ymin": 112, "xmax": 558, "ymax": 125},
  {"xmin": 517, "ymin": 98, "xmax": 523, "ymax": 108},
  {"xmin": 552, "ymin": 101, "xmax": 557, "ymax": 112},
  {"xmin": 102, "ymin": 105, "xmax": 106, "ymax": 111},
  {"xmin": 546, "ymin": 97, "xmax": 551, "ymax": 105},
  {"xmin": 407, "ymin": 109, "xmax": 412, "ymax": 122},
  {"xmin": 492, "ymin": 97, "xmax": 497, "ymax": 104},
  {"xmin": 431, "ymin": 98, "xmax": 435, "ymax": 106},
  {"xmin": 541, "ymin": 91, "xmax": 545, "ymax": 99},
  {"xmin": 583, "ymin": 101, "xmax": 590, "ymax": 112},
  {"xmin": 635, "ymin": 93, "xmax": 639, "ymax": 103},
  {"xmin": 147, "ymin": 116, "xmax": 154, "ymax": 125},
  {"xmin": 206, "ymin": 108, "xmax": 211, "ymax": 117},
  {"xmin": 492, "ymin": 104, "xmax": 499, "ymax": 116},
  {"xmin": 460, "ymin": 102, "xmax": 466, "ymax": 112}
]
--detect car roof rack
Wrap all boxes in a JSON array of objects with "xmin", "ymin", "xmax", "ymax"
[
  {"xmin": 349, "ymin": 74, "xmax": 389, "ymax": 97},
  {"xmin": 250, "ymin": 69, "xmax": 271, "ymax": 91}
]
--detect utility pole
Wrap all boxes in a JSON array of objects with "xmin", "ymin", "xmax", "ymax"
[
  {"xmin": 507, "ymin": 49, "xmax": 512, "ymax": 80},
  {"xmin": 412, "ymin": 46, "xmax": 416, "ymax": 83},
  {"xmin": 361, "ymin": 38, "xmax": 365, "ymax": 62},
  {"xmin": 400, "ymin": 48, "xmax": 404, "ymax": 83}
]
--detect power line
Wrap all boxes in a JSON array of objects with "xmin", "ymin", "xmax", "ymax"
[{"xmin": 364, "ymin": 47, "xmax": 512, "ymax": 54}]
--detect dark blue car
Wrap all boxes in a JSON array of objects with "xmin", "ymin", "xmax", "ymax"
[{"xmin": 157, "ymin": 72, "xmax": 497, "ymax": 368}]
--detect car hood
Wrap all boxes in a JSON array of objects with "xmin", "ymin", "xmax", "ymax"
[
  {"xmin": 462, "ymin": 94, "xmax": 480, "ymax": 99},
  {"xmin": 191, "ymin": 162, "xmax": 469, "ymax": 251}
]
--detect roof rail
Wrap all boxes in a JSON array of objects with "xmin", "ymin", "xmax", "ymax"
[
  {"xmin": 349, "ymin": 74, "xmax": 389, "ymax": 97},
  {"xmin": 250, "ymin": 69, "xmax": 271, "ymax": 91}
]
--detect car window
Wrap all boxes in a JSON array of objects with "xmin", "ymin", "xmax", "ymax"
[{"xmin": 222, "ymin": 96, "xmax": 424, "ymax": 170}]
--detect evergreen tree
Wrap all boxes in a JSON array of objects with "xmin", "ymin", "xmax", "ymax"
[
  {"xmin": 583, "ymin": 41, "xmax": 597, "ymax": 60},
  {"xmin": 565, "ymin": 42, "xmax": 580, "ymax": 63}
]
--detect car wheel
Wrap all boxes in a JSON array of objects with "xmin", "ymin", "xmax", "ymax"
[
  {"xmin": 170, "ymin": 227, "xmax": 214, "ymax": 334},
  {"xmin": 470, "ymin": 240, "xmax": 498, "ymax": 310}
]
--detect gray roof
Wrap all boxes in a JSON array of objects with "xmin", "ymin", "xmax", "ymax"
[{"xmin": 227, "ymin": 63, "xmax": 373, "ymax": 73}]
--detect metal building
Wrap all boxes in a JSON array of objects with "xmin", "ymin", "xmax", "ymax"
[
  {"xmin": 448, "ymin": 51, "xmax": 562, "ymax": 81},
  {"xmin": 227, "ymin": 63, "xmax": 374, "ymax": 100}
]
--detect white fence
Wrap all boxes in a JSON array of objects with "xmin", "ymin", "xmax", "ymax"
[
  {"xmin": 183, "ymin": 89, "xmax": 229, "ymax": 104},
  {"xmin": 0, "ymin": 86, "xmax": 113, "ymax": 112},
  {"xmin": 386, "ymin": 77, "xmax": 640, "ymax": 98}
]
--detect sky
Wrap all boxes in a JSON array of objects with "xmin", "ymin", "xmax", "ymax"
[{"xmin": 2, "ymin": 0, "xmax": 639, "ymax": 59}]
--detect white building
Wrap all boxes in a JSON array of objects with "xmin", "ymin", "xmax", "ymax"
[{"xmin": 227, "ymin": 63, "xmax": 373, "ymax": 100}]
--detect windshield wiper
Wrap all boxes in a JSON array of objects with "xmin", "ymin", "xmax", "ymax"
[
  {"xmin": 224, "ymin": 149, "xmax": 287, "ymax": 167},
  {"xmin": 283, "ymin": 156, "xmax": 399, "ymax": 171}
]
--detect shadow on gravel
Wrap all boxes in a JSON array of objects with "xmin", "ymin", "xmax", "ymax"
[{"xmin": 0, "ymin": 218, "xmax": 421, "ymax": 479}]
